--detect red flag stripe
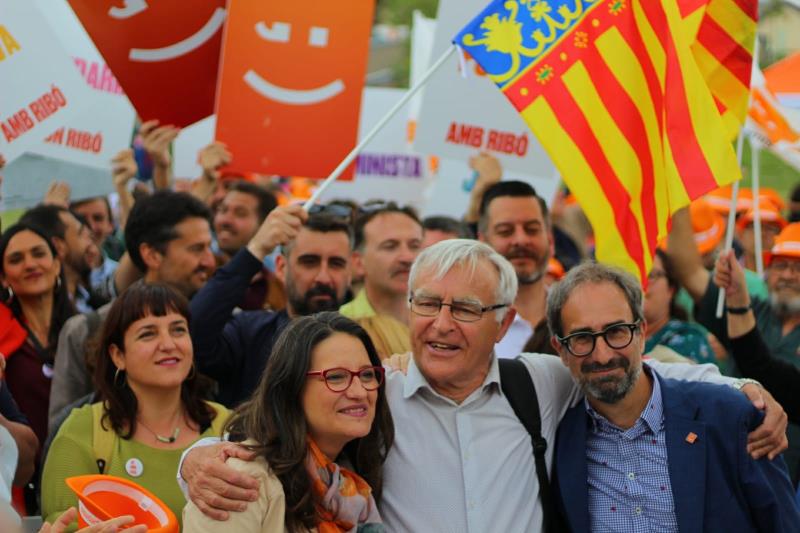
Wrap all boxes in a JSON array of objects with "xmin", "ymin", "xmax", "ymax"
[
  {"xmin": 695, "ymin": 15, "xmax": 752, "ymax": 88},
  {"xmin": 640, "ymin": 0, "xmax": 719, "ymax": 197},
  {"xmin": 730, "ymin": 0, "xmax": 758, "ymax": 19},
  {"xmin": 544, "ymin": 76, "xmax": 647, "ymax": 275},
  {"xmin": 713, "ymin": 95, "xmax": 728, "ymax": 114},
  {"xmin": 677, "ymin": 0, "xmax": 708, "ymax": 18},
  {"xmin": 610, "ymin": 14, "xmax": 667, "ymax": 149},
  {"xmin": 580, "ymin": 46, "xmax": 659, "ymax": 257}
]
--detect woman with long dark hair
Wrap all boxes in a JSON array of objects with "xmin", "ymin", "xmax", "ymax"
[
  {"xmin": 0, "ymin": 223, "xmax": 75, "ymax": 446},
  {"xmin": 41, "ymin": 282, "xmax": 229, "ymax": 528},
  {"xmin": 183, "ymin": 312, "xmax": 394, "ymax": 532}
]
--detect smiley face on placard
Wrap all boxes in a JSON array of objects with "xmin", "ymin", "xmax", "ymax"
[
  {"xmin": 68, "ymin": 0, "xmax": 226, "ymax": 127},
  {"xmin": 215, "ymin": 0, "xmax": 375, "ymax": 179}
]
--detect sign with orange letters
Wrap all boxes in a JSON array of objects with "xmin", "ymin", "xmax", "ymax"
[
  {"xmin": 68, "ymin": 0, "xmax": 226, "ymax": 127},
  {"xmin": 215, "ymin": 0, "xmax": 374, "ymax": 179}
]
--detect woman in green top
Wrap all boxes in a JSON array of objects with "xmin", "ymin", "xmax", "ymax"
[
  {"xmin": 644, "ymin": 249, "xmax": 716, "ymax": 365},
  {"xmin": 41, "ymin": 282, "xmax": 229, "ymax": 531}
]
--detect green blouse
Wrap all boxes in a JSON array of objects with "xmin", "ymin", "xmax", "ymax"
[
  {"xmin": 645, "ymin": 319, "xmax": 716, "ymax": 366},
  {"xmin": 41, "ymin": 402, "xmax": 229, "ymax": 531}
]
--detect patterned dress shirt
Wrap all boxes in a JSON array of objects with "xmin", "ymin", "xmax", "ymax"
[{"xmin": 585, "ymin": 371, "xmax": 679, "ymax": 532}]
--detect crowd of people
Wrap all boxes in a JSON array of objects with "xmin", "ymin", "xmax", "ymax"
[{"xmin": 0, "ymin": 127, "xmax": 800, "ymax": 532}]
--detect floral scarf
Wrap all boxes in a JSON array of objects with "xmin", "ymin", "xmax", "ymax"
[{"xmin": 306, "ymin": 437, "xmax": 384, "ymax": 533}]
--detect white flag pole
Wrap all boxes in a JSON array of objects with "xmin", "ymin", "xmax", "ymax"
[
  {"xmin": 752, "ymin": 143, "xmax": 763, "ymax": 276},
  {"xmin": 715, "ymin": 132, "xmax": 746, "ymax": 318},
  {"xmin": 304, "ymin": 45, "xmax": 457, "ymax": 209}
]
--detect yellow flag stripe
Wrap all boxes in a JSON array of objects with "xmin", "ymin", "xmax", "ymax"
[
  {"xmin": 666, "ymin": 2, "xmax": 742, "ymax": 195},
  {"xmin": 706, "ymin": 0, "xmax": 757, "ymax": 48},
  {"xmin": 596, "ymin": 27, "xmax": 669, "ymax": 239},
  {"xmin": 561, "ymin": 61, "xmax": 651, "ymax": 270},
  {"xmin": 522, "ymin": 98, "xmax": 640, "ymax": 276},
  {"xmin": 632, "ymin": 1, "xmax": 665, "ymax": 88}
]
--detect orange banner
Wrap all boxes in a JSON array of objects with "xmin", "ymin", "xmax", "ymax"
[{"xmin": 214, "ymin": 0, "xmax": 374, "ymax": 179}]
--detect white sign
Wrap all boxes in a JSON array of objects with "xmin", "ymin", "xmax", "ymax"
[
  {"xmin": 421, "ymin": 157, "xmax": 560, "ymax": 219},
  {"xmin": 173, "ymin": 115, "xmax": 216, "ymax": 180},
  {"xmin": 29, "ymin": 0, "xmax": 136, "ymax": 171},
  {"xmin": 0, "ymin": 153, "xmax": 113, "ymax": 211},
  {"xmin": 318, "ymin": 88, "xmax": 433, "ymax": 210},
  {"xmin": 409, "ymin": 10, "xmax": 436, "ymax": 125},
  {"xmin": 413, "ymin": 0, "xmax": 556, "ymax": 178},
  {"xmin": 0, "ymin": 1, "xmax": 89, "ymax": 162}
]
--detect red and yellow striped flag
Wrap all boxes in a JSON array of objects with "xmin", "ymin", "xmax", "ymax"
[
  {"xmin": 455, "ymin": 0, "xmax": 741, "ymax": 283},
  {"xmin": 679, "ymin": 0, "xmax": 759, "ymax": 139}
]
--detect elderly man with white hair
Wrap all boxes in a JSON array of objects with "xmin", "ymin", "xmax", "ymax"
[{"xmin": 178, "ymin": 239, "xmax": 788, "ymax": 532}]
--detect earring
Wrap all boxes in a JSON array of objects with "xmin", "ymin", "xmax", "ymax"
[
  {"xmin": 2, "ymin": 286, "xmax": 12, "ymax": 302},
  {"xmin": 55, "ymin": 276, "xmax": 62, "ymax": 291},
  {"xmin": 113, "ymin": 367, "xmax": 126, "ymax": 388}
]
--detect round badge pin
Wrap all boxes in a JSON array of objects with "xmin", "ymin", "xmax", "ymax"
[{"xmin": 125, "ymin": 458, "xmax": 144, "ymax": 477}]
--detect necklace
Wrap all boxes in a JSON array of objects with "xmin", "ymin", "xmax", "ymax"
[{"xmin": 137, "ymin": 417, "xmax": 181, "ymax": 444}]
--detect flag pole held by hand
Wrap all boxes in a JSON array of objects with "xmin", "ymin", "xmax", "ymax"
[{"xmin": 715, "ymin": 132, "xmax": 746, "ymax": 318}]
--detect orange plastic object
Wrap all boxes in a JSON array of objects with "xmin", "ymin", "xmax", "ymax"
[{"xmin": 66, "ymin": 475, "xmax": 178, "ymax": 532}]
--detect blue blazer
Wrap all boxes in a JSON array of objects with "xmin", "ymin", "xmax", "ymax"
[{"xmin": 553, "ymin": 373, "xmax": 800, "ymax": 532}]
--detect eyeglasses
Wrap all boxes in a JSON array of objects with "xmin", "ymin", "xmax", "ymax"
[
  {"xmin": 306, "ymin": 366, "xmax": 385, "ymax": 392},
  {"xmin": 770, "ymin": 260, "xmax": 800, "ymax": 275},
  {"xmin": 409, "ymin": 296, "xmax": 508, "ymax": 323},
  {"xmin": 556, "ymin": 321, "xmax": 641, "ymax": 358},
  {"xmin": 307, "ymin": 203, "xmax": 353, "ymax": 219},
  {"xmin": 647, "ymin": 269, "xmax": 667, "ymax": 282},
  {"xmin": 357, "ymin": 200, "xmax": 398, "ymax": 214}
]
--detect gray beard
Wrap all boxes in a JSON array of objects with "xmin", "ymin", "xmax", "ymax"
[
  {"xmin": 518, "ymin": 270, "xmax": 544, "ymax": 285},
  {"xmin": 580, "ymin": 363, "xmax": 642, "ymax": 405},
  {"xmin": 769, "ymin": 294, "xmax": 800, "ymax": 319}
]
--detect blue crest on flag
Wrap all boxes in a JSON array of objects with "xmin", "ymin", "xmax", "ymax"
[{"xmin": 454, "ymin": 0, "xmax": 600, "ymax": 88}]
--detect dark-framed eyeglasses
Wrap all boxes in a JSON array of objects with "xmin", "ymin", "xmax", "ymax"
[
  {"xmin": 556, "ymin": 321, "xmax": 641, "ymax": 358},
  {"xmin": 306, "ymin": 366, "xmax": 385, "ymax": 392},
  {"xmin": 646, "ymin": 269, "xmax": 667, "ymax": 282},
  {"xmin": 307, "ymin": 203, "xmax": 354, "ymax": 219},
  {"xmin": 409, "ymin": 296, "xmax": 508, "ymax": 323}
]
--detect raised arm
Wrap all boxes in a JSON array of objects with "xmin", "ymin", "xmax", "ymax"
[
  {"xmin": 139, "ymin": 120, "xmax": 180, "ymax": 190},
  {"xmin": 463, "ymin": 152, "xmax": 502, "ymax": 225},
  {"xmin": 111, "ymin": 148, "xmax": 137, "ymax": 227},
  {"xmin": 190, "ymin": 205, "xmax": 307, "ymax": 377},
  {"xmin": 666, "ymin": 207, "xmax": 710, "ymax": 302},
  {"xmin": 716, "ymin": 249, "xmax": 800, "ymax": 423},
  {"xmin": 191, "ymin": 142, "xmax": 232, "ymax": 204}
]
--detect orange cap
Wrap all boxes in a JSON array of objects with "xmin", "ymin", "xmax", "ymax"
[
  {"xmin": 546, "ymin": 257, "xmax": 565, "ymax": 280},
  {"xmin": 704, "ymin": 185, "xmax": 751, "ymax": 215},
  {"xmin": 766, "ymin": 222, "xmax": 800, "ymax": 264},
  {"xmin": 736, "ymin": 198, "xmax": 788, "ymax": 231},
  {"xmin": 758, "ymin": 188, "xmax": 786, "ymax": 212},
  {"xmin": 66, "ymin": 475, "xmax": 178, "ymax": 532},
  {"xmin": 690, "ymin": 199, "xmax": 725, "ymax": 255}
]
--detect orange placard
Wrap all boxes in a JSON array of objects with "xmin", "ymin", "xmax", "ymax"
[
  {"xmin": 215, "ymin": 0, "xmax": 374, "ymax": 179},
  {"xmin": 68, "ymin": 0, "xmax": 225, "ymax": 127}
]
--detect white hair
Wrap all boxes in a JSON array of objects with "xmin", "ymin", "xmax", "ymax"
[{"xmin": 408, "ymin": 239, "xmax": 518, "ymax": 323}]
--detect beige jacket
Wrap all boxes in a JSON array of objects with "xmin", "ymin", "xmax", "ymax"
[{"xmin": 182, "ymin": 455, "xmax": 315, "ymax": 533}]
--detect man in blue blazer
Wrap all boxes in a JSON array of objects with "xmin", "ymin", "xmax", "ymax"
[{"xmin": 546, "ymin": 262, "xmax": 800, "ymax": 532}]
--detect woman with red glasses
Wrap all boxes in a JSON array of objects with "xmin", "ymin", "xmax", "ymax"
[{"xmin": 184, "ymin": 312, "xmax": 394, "ymax": 532}]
